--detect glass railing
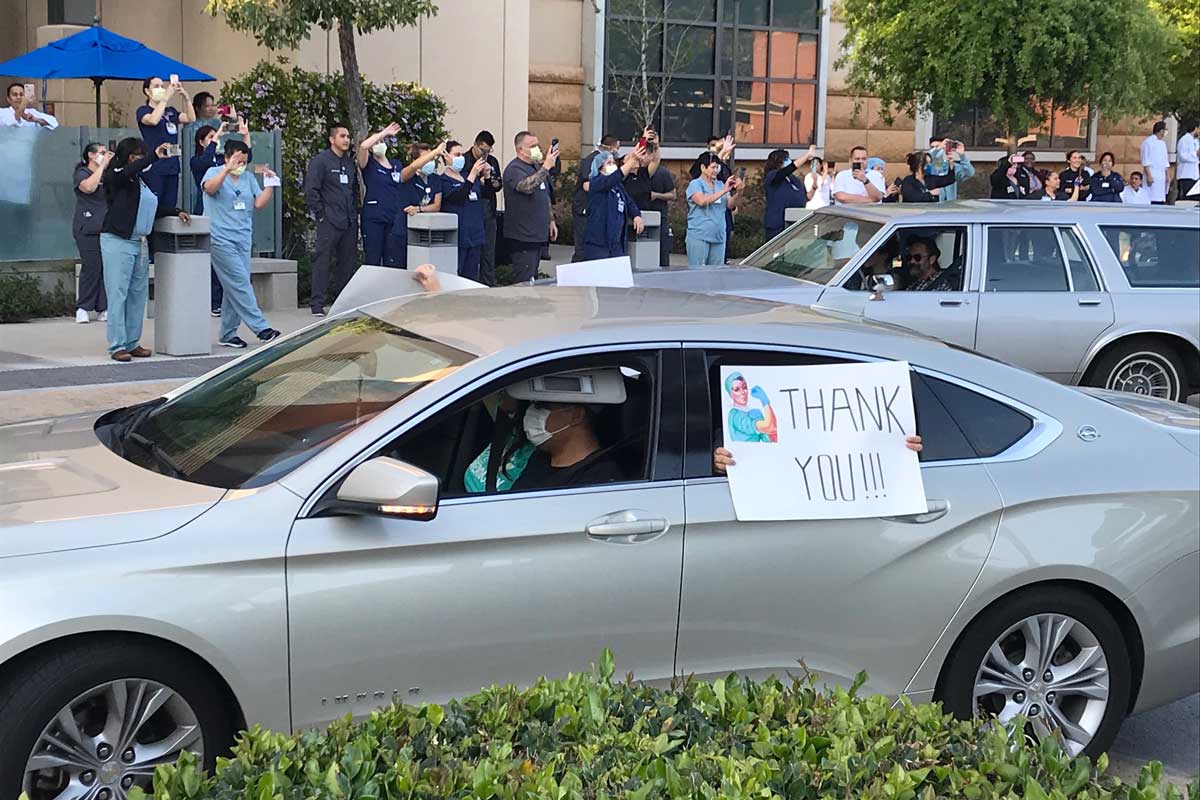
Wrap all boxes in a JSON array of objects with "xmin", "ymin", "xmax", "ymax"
[{"xmin": 0, "ymin": 125, "xmax": 281, "ymax": 264}]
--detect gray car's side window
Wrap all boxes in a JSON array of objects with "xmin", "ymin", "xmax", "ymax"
[
  {"xmin": 1099, "ymin": 225, "xmax": 1200, "ymax": 288},
  {"xmin": 842, "ymin": 226, "xmax": 968, "ymax": 292},
  {"xmin": 1058, "ymin": 228, "xmax": 1100, "ymax": 292},
  {"xmin": 984, "ymin": 226, "xmax": 1070, "ymax": 292}
]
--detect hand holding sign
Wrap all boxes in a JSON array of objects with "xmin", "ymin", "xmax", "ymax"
[{"xmin": 720, "ymin": 362, "xmax": 928, "ymax": 521}]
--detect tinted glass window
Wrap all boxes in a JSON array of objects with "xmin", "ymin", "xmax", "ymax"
[
  {"xmin": 744, "ymin": 211, "xmax": 882, "ymax": 284},
  {"xmin": 922, "ymin": 375, "xmax": 1034, "ymax": 457},
  {"xmin": 985, "ymin": 227, "xmax": 1069, "ymax": 292},
  {"xmin": 843, "ymin": 226, "xmax": 968, "ymax": 292},
  {"xmin": 1059, "ymin": 228, "xmax": 1099, "ymax": 291},
  {"xmin": 1099, "ymin": 226, "xmax": 1200, "ymax": 288}
]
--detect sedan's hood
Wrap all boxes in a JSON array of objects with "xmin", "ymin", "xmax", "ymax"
[{"xmin": 0, "ymin": 413, "xmax": 224, "ymax": 558}]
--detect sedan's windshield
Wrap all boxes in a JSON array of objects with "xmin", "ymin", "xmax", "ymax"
[
  {"xmin": 742, "ymin": 211, "xmax": 882, "ymax": 285},
  {"xmin": 97, "ymin": 314, "xmax": 472, "ymax": 489}
]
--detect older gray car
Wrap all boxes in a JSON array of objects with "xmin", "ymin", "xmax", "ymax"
[
  {"xmin": 1, "ymin": 288, "xmax": 1197, "ymax": 798},
  {"xmin": 636, "ymin": 201, "xmax": 1200, "ymax": 402}
]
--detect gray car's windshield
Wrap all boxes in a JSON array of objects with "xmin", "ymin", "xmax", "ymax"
[
  {"xmin": 97, "ymin": 314, "xmax": 472, "ymax": 489},
  {"xmin": 742, "ymin": 211, "xmax": 883, "ymax": 284}
]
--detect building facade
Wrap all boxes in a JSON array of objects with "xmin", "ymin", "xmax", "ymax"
[{"xmin": 1, "ymin": 0, "xmax": 1180, "ymax": 178}]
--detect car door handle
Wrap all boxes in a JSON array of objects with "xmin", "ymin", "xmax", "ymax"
[
  {"xmin": 585, "ymin": 510, "xmax": 670, "ymax": 544},
  {"xmin": 939, "ymin": 299, "xmax": 966, "ymax": 307},
  {"xmin": 882, "ymin": 499, "xmax": 950, "ymax": 524},
  {"xmin": 1077, "ymin": 299, "xmax": 1103, "ymax": 306}
]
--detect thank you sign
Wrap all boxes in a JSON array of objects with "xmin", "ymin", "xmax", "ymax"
[{"xmin": 720, "ymin": 362, "xmax": 927, "ymax": 521}]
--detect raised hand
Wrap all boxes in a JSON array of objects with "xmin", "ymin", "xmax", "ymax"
[
  {"xmin": 383, "ymin": 121, "xmax": 401, "ymax": 137},
  {"xmin": 751, "ymin": 385, "xmax": 770, "ymax": 406}
]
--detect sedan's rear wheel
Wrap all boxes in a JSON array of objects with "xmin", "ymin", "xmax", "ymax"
[
  {"xmin": 1086, "ymin": 338, "xmax": 1186, "ymax": 402},
  {"xmin": 939, "ymin": 586, "xmax": 1131, "ymax": 759},
  {"xmin": 0, "ymin": 640, "xmax": 235, "ymax": 800}
]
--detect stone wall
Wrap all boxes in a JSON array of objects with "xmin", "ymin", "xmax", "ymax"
[{"xmin": 527, "ymin": 64, "xmax": 586, "ymax": 159}]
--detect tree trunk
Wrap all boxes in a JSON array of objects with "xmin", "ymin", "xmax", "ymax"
[{"xmin": 337, "ymin": 16, "xmax": 369, "ymax": 144}]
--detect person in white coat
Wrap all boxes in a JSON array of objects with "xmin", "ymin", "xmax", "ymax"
[
  {"xmin": 0, "ymin": 83, "xmax": 58, "ymax": 129},
  {"xmin": 1139, "ymin": 121, "xmax": 1170, "ymax": 204},
  {"xmin": 1176, "ymin": 122, "xmax": 1200, "ymax": 201},
  {"xmin": 1120, "ymin": 171, "xmax": 1152, "ymax": 205}
]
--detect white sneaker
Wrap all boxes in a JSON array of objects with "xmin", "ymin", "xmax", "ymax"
[
  {"xmin": 99, "ymin": 310, "xmax": 107, "ymax": 321},
  {"xmin": 75, "ymin": 308, "xmax": 89, "ymax": 324}
]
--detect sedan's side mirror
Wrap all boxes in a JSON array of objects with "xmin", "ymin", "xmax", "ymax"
[
  {"xmin": 335, "ymin": 457, "xmax": 439, "ymax": 520},
  {"xmin": 869, "ymin": 273, "xmax": 894, "ymax": 301}
]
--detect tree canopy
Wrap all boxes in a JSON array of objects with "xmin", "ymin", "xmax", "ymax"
[
  {"xmin": 1151, "ymin": 0, "xmax": 1199, "ymax": 124},
  {"xmin": 837, "ymin": 0, "xmax": 1177, "ymax": 149}
]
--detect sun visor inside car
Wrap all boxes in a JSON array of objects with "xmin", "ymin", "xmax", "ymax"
[{"xmin": 505, "ymin": 368, "xmax": 628, "ymax": 405}]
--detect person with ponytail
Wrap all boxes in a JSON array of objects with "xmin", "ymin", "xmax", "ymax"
[
  {"xmin": 73, "ymin": 143, "xmax": 109, "ymax": 324},
  {"xmin": 357, "ymin": 122, "xmax": 404, "ymax": 267}
]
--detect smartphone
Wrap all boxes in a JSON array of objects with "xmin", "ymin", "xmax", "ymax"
[
  {"xmin": 637, "ymin": 136, "xmax": 648, "ymax": 149},
  {"xmin": 23, "ymin": 83, "xmax": 35, "ymax": 100},
  {"xmin": 852, "ymin": 160, "xmax": 865, "ymax": 172},
  {"xmin": 169, "ymin": 74, "xmax": 179, "ymax": 85},
  {"xmin": 1011, "ymin": 154, "xmax": 1025, "ymax": 165},
  {"xmin": 165, "ymin": 144, "xmax": 182, "ymax": 157},
  {"xmin": 550, "ymin": 138, "xmax": 559, "ymax": 149}
]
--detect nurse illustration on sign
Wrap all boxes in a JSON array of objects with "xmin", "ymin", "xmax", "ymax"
[
  {"xmin": 389, "ymin": 142, "xmax": 444, "ymax": 269},
  {"xmin": 437, "ymin": 141, "xmax": 491, "ymax": 281},
  {"xmin": 357, "ymin": 122, "xmax": 404, "ymax": 267},
  {"xmin": 725, "ymin": 372, "xmax": 778, "ymax": 443}
]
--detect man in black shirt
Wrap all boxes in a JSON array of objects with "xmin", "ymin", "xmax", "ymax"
[
  {"xmin": 624, "ymin": 134, "xmax": 675, "ymax": 266},
  {"xmin": 901, "ymin": 237, "xmax": 961, "ymax": 292},
  {"xmin": 462, "ymin": 130, "xmax": 503, "ymax": 285},
  {"xmin": 510, "ymin": 402, "xmax": 625, "ymax": 492}
]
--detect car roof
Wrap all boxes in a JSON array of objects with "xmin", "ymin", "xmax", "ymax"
[
  {"xmin": 822, "ymin": 199, "xmax": 1200, "ymax": 227},
  {"xmin": 359, "ymin": 285, "xmax": 942, "ymax": 358}
]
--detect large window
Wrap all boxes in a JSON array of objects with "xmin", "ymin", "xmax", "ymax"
[
  {"xmin": 934, "ymin": 103, "xmax": 1092, "ymax": 151},
  {"xmin": 48, "ymin": 0, "xmax": 95, "ymax": 25},
  {"xmin": 605, "ymin": 0, "xmax": 820, "ymax": 146}
]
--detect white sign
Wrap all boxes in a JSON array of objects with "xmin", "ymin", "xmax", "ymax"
[
  {"xmin": 555, "ymin": 256, "xmax": 634, "ymax": 288},
  {"xmin": 263, "ymin": 173, "xmax": 282, "ymax": 187},
  {"xmin": 720, "ymin": 362, "xmax": 927, "ymax": 521}
]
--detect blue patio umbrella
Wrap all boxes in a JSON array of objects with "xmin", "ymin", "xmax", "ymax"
[{"xmin": 0, "ymin": 24, "xmax": 216, "ymax": 125}]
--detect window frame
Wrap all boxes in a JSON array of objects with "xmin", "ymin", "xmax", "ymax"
[
  {"xmin": 48, "ymin": 0, "xmax": 94, "ymax": 25},
  {"xmin": 982, "ymin": 224, "xmax": 1107, "ymax": 294},
  {"xmin": 680, "ymin": 342, "xmax": 1061, "ymax": 480},
  {"xmin": 603, "ymin": 0, "xmax": 824, "ymax": 148},
  {"xmin": 929, "ymin": 103, "xmax": 1095, "ymax": 153},
  {"xmin": 300, "ymin": 343, "xmax": 686, "ymax": 519},
  {"xmin": 833, "ymin": 222, "xmax": 976, "ymax": 293}
]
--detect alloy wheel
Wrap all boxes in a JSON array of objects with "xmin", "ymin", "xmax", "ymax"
[
  {"xmin": 972, "ymin": 613, "xmax": 1110, "ymax": 757},
  {"xmin": 1106, "ymin": 353, "xmax": 1178, "ymax": 399},
  {"xmin": 22, "ymin": 679, "xmax": 204, "ymax": 800}
]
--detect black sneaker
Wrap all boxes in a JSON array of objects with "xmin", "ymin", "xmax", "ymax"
[
  {"xmin": 311, "ymin": 307, "xmax": 326, "ymax": 317},
  {"xmin": 257, "ymin": 327, "xmax": 282, "ymax": 342},
  {"xmin": 219, "ymin": 336, "xmax": 248, "ymax": 349},
  {"xmin": 211, "ymin": 308, "xmax": 222, "ymax": 317}
]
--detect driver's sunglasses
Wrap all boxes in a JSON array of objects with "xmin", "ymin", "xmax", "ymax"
[{"xmin": 906, "ymin": 253, "xmax": 927, "ymax": 262}]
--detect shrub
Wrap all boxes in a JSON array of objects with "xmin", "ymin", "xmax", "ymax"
[
  {"xmin": 221, "ymin": 60, "xmax": 449, "ymax": 258},
  {"xmin": 124, "ymin": 651, "xmax": 1191, "ymax": 800},
  {"xmin": 0, "ymin": 272, "xmax": 74, "ymax": 322}
]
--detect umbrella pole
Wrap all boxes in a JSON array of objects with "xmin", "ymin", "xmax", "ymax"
[{"xmin": 93, "ymin": 79, "xmax": 103, "ymax": 126}]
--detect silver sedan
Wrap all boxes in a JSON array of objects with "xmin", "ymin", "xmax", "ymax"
[{"xmin": 1, "ymin": 287, "xmax": 1197, "ymax": 798}]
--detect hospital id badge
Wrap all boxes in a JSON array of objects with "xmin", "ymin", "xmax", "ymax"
[
  {"xmin": 165, "ymin": 122, "xmax": 177, "ymax": 135},
  {"xmin": 617, "ymin": 198, "xmax": 625, "ymax": 213},
  {"xmin": 469, "ymin": 191, "xmax": 478, "ymax": 201},
  {"xmin": 339, "ymin": 173, "xmax": 349, "ymax": 184},
  {"xmin": 233, "ymin": 200, "xmax": 247, "ymax": 211},
  {"xmin": 539, "ymin": 182, "xmax": 546, "ymax": 191},
  {"xmin": 392, "ymin": 171, "xmax": 401, "ymax": 182}
]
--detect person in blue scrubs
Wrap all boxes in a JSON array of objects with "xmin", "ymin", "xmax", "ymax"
[
  {"xmin": 582, "ymin": 144, "xmax": 647, "ymax": 260},
  {"xmin": 137, "ymin": 76, "xmax": 195, "ymax": 210},
  {"xmin": 1089, "ymin": 151, "xmax": 1125, "ymax": 203},
  {"xmin": 437, "ymin": 141, "xmax": 491, "ymax": 280},
  {"xmin": 763, "ymin": 146, "xmax": 815, "ymax": 241},
  {"xmin": 389, "ymin": 142, "xmax": 444, "ymax": 269},
  {"xmin": 191, "ymin": 119, "xmax": 253, "ymax": 314},
  {"xmin": 357, "ymin": 122, "xmax": 404, "ymax": 266},
  {"xmin": 202, "ymin": 140, "xmax": 281, "ymax": 349},
  {"xmin": 686, "ymin": 152, "xmax": 742, "ymax": 266}
]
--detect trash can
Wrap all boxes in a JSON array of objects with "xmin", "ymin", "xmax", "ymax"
[
  {"xmin": 408, "ymin": 213, "xmax": 459, "ymax": 274},
  {"xmin": 627, "ymin": 210, "xmax": 661, "ymax": 270},
  {"xmin": 153, "ymin": 215, "xmax": 211, "ymax": 356}
]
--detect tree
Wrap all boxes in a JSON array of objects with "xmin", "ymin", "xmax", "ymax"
[
  {"xmin": 602, "ymin": 0, "xmax": 704, "ymax": 133},
  {"xmin": 204, "ymin": 0, "xmax": 438, "ymax": 142},
  {"xmin": 1151, "ymin": 0, "xmax": 1199, "ymax": 124},
  {"xmin": 836, "ymin": 0, "xmax": 1176, "ymax": 152}
]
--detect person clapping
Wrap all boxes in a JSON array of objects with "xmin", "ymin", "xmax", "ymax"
[
  {"xmin": 581, "ymin": 142, "xmax": 648, "ymax": 260},
  {"xmin": 438, "ymin": 141, "xmax": 492, "ymax": 280}
]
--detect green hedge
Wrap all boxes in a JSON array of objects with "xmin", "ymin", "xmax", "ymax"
[
  {"xmin": 0, "ymin": 272, "xmax": 74, "ymax": 322},
  {"xmin": 120, "ymin": 652, "xmax": 1194, "ymax": 800}
]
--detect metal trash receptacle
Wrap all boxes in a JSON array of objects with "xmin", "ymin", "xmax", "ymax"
[
  {"xmin": 408, "ymin": 213, "xmax": 459, "ymax": 274},
  {"xmin": 153, "ymin": 215, "xmax": 211, "ymax": 356},
  {"xmin": 627, "ymin": 210, "xmax": 661, "ymax": 269}
]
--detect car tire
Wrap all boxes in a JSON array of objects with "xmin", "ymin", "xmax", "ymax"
[
  {"xmin": 1085, "ymin": 337, "xmax": 1187, "ymax": 403},
  {"xmin": 0, "ymin": 638, "xmax": 236, "ymax": 800},
  {"xmin": 937, "ymin": 585, "xmax": 1131, "ymax": 759}
]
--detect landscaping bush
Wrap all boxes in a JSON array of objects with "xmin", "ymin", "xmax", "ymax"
[
  {"xmin": 0, "ymin": 272, "xmax": 74, "ymax": 322},
  {"xmin": 125, "ymin": 652, "xmax": 1193, "ymax": 800},
  {"xmin": 221, "ymin": 60, "xmax": 449, "ymax": 258}
]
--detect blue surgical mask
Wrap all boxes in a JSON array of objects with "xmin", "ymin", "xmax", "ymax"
[
  {"xmin": 421, "ymin": 161, "xmax": 436, "ymax": 176},
  {"xmin": 451, "ymin": 155, "xmax": 465, "ymax": 172}
]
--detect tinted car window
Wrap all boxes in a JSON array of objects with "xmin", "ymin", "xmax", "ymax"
[
  {"xmin": 1099, "ymin": 226, "xmax": 1200, "ymax": 288},
  {"xmin": 985, "ymin": 227, "xmax": 1069, "ymax": 292},
  {"xmin": 843, "ymin": 226, "xmax": 968, "ymax": 292},
  {"xmin": 743, "ymin": 211, "xmax": 883, "ymax": 285},
  {"xmin": 1059, "ymin": 228, "xmax": 1099, "ymax": 291},
  {"xmin": 921, "ymin": 375, "xmax": 1034, "ymax": 457}
]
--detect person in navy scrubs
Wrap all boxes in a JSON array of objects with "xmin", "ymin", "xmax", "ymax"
[
  {"xmin": 763, "ymin": 145, "xmax": 815, "ymax": 241},
  {"xmin": 437, "ymin": 141, "xmax": 491, "ymax": 280},
  {"xmin": 137, "ymin": 76, "xmax": 195, "ymax": 209},
  {"xmin": 1089, "ymin": 151, "xmax": 1125, "ymax": 203},
  {"xmin": 582, "ymin": 143, "xmax": 648, "ymax": 261},
  {"xmin": 389, "ymin": 142, "xmax": 444, "ymax": 269},
  {"xmin": 357, "ymin": 122, "xmax": 404, "ymax": 266}
]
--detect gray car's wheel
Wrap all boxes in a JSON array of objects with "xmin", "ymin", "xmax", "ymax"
[
  {"xmin": 0, "ymin": 639, "xmax": 235, "ymax": 800},
  {"xmin": 938, "ymin": 586, "xmax": 1131, "ymax": 759},
  {"xmin": 1085, "ymin": 337, "xmax": 1187, "ymax": 403}
]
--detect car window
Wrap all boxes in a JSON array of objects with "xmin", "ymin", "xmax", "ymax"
[
  {"xmin": 382, "ymin": 351, "xmax": 661, "ymax": 498},
  {"xmin": 1059, "ymin": 227, "xmax": 1099, "ymax": 292},
  {"xmin": 921, "ymin": 375, "xmax": 1034, "ymax": 457},
  {"xmin": 985, "ymin": 227, "xmax": 1069, "ymax": 292},
  {"xmin": 1099, "ymin": 225, "xmax": 1200, "ymax": 288},
  {"xmin": 688, "ymin": 350, "xmax": 976, "ymax": 477},
  {"xmin": 96, "ymin": 315, "xmax": 473, "ymax": 489},
  {"xmin": 742, "ymin": 211, "xmax": 882, "ymax": 284},
  {"xmin": 842, "ymin": 226, "xmax": 968, "ymax": 292}
]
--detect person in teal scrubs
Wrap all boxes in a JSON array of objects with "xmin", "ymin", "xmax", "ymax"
[{"xmin": 725, "ymin": 372, "xmax": 777, "ymax": 443}]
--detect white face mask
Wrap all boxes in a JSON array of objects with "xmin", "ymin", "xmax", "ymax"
[
  {"xmin": 372, "ymin": 142, "xmax": 388, "ymax": 157},
  {"xmin": 528, "ymin": 146, "xmax": 544, "ymax": 164},
  {"xmin": 230, "ymin": 164, "xmax": 246, "ymax": 176},
  {"xmin": 601, "ymin": 163, "xmax": 618, "ymax": 176},
  {"xmin": 523, "ymin": 404, "xmax": 573, "ymax": 447},
  {"xmin": 149, "ymin": 87, "xmax": 167, "ymax": 103}
]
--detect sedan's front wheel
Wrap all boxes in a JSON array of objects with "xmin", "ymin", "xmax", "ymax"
[
  {"xmin": 0, "ymin": 639, "xmax": 236, "ymax": 800},
  {"xmin": 938, "ymin": 586, "xmax": 1132, "ymax": 759}
]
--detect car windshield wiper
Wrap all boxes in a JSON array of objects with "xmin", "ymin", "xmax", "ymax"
[{"xmin": 125, "ymin": 430, "xmax": 189, "ymax": 480}]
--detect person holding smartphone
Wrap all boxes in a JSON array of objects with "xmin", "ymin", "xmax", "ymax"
[
  {"xmin": 686, "ymin": 152, "xmax": 741, "ymax": 265},
  {"xmin": 73, "ymin": 143, "xmax": 109, "ymax": 324},
  {"xmin": 763, "ymin": 146, "xmax": 814, "ymax": 241},
  {"xmin": 925, "ymin": 138, "xmax": 974, "ymax": 202},
  {"xmin": 989, "ymin": 155, "xmax": 1029, "ymax": 199},
  {"xmin": 582, "ymin": 143, "xmax": 648, "ymax": 260},
  {"xmin": 137, "ymin": 76, "xmax": 195, "ymax": 210},
  {"xmin": 832, "ymin": 146, "xmax": 885, "ymax": 204}
]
